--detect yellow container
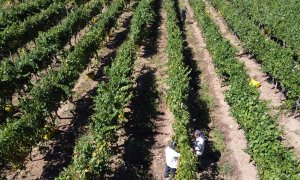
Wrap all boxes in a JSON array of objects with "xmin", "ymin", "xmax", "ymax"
[
  {"xmin": 4, "ymin": 104, "xmax": 12, "ymax": 113},
  {"xmin": 249, "ymin": 79, "xmax": 261, "ymax": 88}
]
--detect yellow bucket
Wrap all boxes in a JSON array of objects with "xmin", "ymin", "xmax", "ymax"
[{"xmin": 249, "ymin": 79, "xmax": 261, "ymax": 88}]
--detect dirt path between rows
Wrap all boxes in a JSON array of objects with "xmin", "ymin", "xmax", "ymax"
[
  {"xmin": 205, "ymin": 0, "xmax": 300, "ymax": 159},
  {"xmin": 182, "ymin": 0, "xmax": 259, "ymax": 179},
  {"xmin": 5, "ymin": 10, "xmax": 133, "ymax": 180},
  {"xmin": 147, "ymin": 5, "xmax": 175, "ymax": 179},
  {"xmin": 111, "ymin": 1, "xmax": 175, "ymax": 178}
]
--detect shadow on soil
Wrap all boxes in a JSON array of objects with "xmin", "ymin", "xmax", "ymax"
[
  {"xmin": 174, "ymin": 0, "xmax": 222, "ymax": 179},
  {"xmin": 111, "ymin": 1, "xmax": 164, "ymax": 179},
  {"xmin": 141, "ymin": 0, "xmax": 160, "ymax": 59},
  {"xmin": 39, "ymin": 14, "xmax": 132, "ymax": 179},
  {"xmin": 40, "ymin": 89, "xmax": 95, "ymax": 179},
  {"xmin": 112, "ymin": 67, "xmax": 159, "ymax": 180}
]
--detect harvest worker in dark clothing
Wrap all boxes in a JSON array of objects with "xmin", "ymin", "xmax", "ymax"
[{"xmin": 164, "ymin": 141, "xmax": 180, "ymax": 180}]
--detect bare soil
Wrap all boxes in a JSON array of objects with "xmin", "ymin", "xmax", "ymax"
[
  {"xmin": 174, "ymin": 0, "xmax": 221, "ymax": 178},
  {"xmin": 147, "ymin": 6, "xmax": 175, "ymax": 179},
  {"xmin": 110, "ymin": 1, "xmax": 175, "ymax": 179},
  {"xmin": 205, "ymin": 0, "xmax": 300, "ymax": 159},
  {"xmin": 182, "ymin": 0, "xmax": 259, "ymax": 179}
]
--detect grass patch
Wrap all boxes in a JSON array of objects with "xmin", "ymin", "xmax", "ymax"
[
  {"xmin": 199, "ymin": 79, "xmax": 215, "ymax": 111},
  {"xmin": 211, "ymin": 128, "xmax": 226, "ymax": 153},
  {"xmin": 218, "ymin": 163, "xmax": 234, "ymax": 176}
]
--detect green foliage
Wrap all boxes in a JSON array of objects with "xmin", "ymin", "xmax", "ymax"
[
  {"xmin": 0, "ymin": 0, "xmax": 106, "ymax": 121},
  {"xmin": 0, "ymin": 0, "xmax": 27, "ymax": 8},
  {"xmin": 189, "ymin": 0, "xmax": 300, "ymax": 178},
  {"xmin": 209, "ymin": 0, "xmax": 300, "ymax": 108},
  {"xmin": 211, "ymin": 129, "xmax": 225, "ymax": 153},
  {"xmin": 0, "ymin": 0, "xmax": 53, "ymax": 29},
  {"xmin": 58, "ymin": 0, "xmax": 156, "ymax": 178},
  {"xmin": 227, "ymin": 0, "xmax": 300, "ymax": 58},
  {"xmin": 165, "ymin": 0, "xmax": 197, "ymax": 179},
  {"xmin": 0, "ymin": 0, "xmax": 124, "ymax": 166},
  {"xmin": 0, "ymin": 1, "xmax": 66, "ymax": 56}
]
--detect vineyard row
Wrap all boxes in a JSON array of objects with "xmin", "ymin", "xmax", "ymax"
[
  {"xmin": 0, "ymin": 0, "xmax": 107, "ymax": 122},
  {"xmin": 58, "ymin": 0, "xmax": 156, "ymax": 178},
  {"xmin": 209, "ymin": 0, "xmax": 300, "ymax": 109},
  {"xmin": 190, "ymin": 0, "xmax": 300, "ymax": 178},
  {"xmin": 165, "ymin": 0, "xmax": 198, "ymax": 179},
  {"xmin": 0, "ymin": 0, "xmax": 124, "ymax": 167}
]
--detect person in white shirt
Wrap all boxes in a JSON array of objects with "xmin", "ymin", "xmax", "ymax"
[
  {"xmin": 194, "ymin": 130, "xmax": 206, "ymax": 156},
  {"xmin": 164, "ymin": 141, "xmax": 180, "ymax": 180}
]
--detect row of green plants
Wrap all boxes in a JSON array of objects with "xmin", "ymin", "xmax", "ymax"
[
  {"xmin": 226, "ymin": 0, "xmax": 300, "ymax": 57},
  {"xmin": 0, "ymin": 1, "xmax": 67, "ymax": 56},
  {"xmin": 209, "ymin": 0, "xmax": 300, "ymax": 109},
  {"xmin": 57, "ymin": 0, "xmax": 155, "ymax": 179},
  {"xmin": 0, "ymin": 0, "xmax": 53, "ymax": 29},
  {"xmin": 189, "ymin": 0, "xmax": 300, "ymax": 178},
  {"xmin": 0, "ymin": 0, "xmax": 125, "ymax": 167},
  {"xmin": 0, "ymin": 0, "xmax": 107, "ymax": 123},
  {"xmin": 165, "ymin": 0, "xmax": 197, "ymax": 179}
]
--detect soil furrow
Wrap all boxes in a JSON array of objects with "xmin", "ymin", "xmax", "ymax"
[
  {"xmin": 147, "ymin": 4, "xmax": 175, "ymax": 179},
  {"xmin": 182, "ymin": 0, "xmax": 259, "ymax": 179},
  {"xmin": 110, "ymin": 1, "xmax": 175, "ymax": 179}
]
